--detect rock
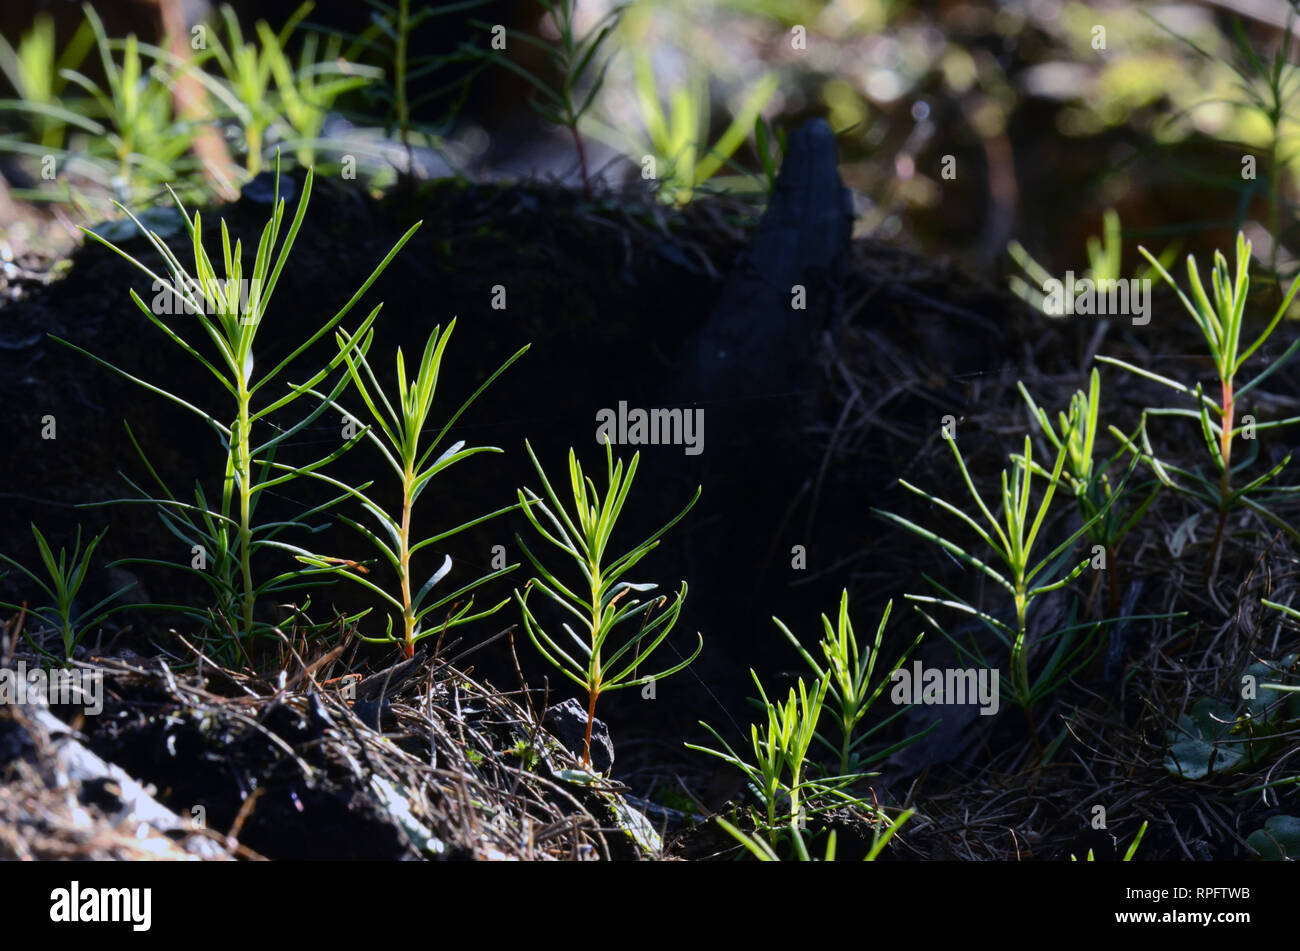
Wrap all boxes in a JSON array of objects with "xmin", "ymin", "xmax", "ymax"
[
  {"xmin": 1, "ymin": 696, "xmax": 231, "ymax": 859},
  {"xmin": 666, "ymin": 117, "xmax": 853, "ymax": 453},
  {"xmin": 240, "ymin": 169, "xmax": 296, "ymax": 205},
  {"xmin": 544, "ymin": 698, "xmax": 614, "ymax": 773}
]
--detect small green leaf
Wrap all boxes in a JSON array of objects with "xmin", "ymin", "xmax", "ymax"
[{"xmin": 1246, "ymin": 815, "xmax": 1300, "ymax": 860}]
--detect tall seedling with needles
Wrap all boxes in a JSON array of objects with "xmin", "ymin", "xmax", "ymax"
[
  {"xmin": 203, "ymin": 3, "xmax": 306, "ymax": 176},
  {"xmin": 473, "ymin": 0, "xmax": 623, "ymax": 199},
  {"xmin": 515, "ymin": 438, "xmax": 701, "ymax": 769},
  {"xmin": 0, "ymin": 12, "xmax": 94, "ymax": 151},
  {"xmin": 333, "ymin": 0, "xmax": 491, "ymax": 178},
  {"xmin": 691, "ymin": 593, "xmax": 929, "ymax": 859},
  {"xmin": 1099, "ymin": 234, "xmax": 1300, "ymax": 577},
  {"xmin": 1008, "ymin": 209, "xmax": 1174, "ymax": 316},
  {"xmin": 58, "ymin": 5, "xmax": 196, "ymax": 204},
  {"xmin": 296, "ymin": 321, "xmax": 529, "ymax": 657},
  {"xmin": 265, "ymin": 21, "xmax": 377, "ymax": 169},
  {"xmin": 55, "ymin": 158, "xmax": 419, "ymax": 662},
  {"xmin": 876, "ymin": 428, "xmax": 1109, "ymax": 740},
  {"xmin": 200, "ymin": 2, "xmax": 374, "ymax": 175},
  {"xmin": 1152, "ymin": 6, "xmax": 1300, "ymax": 274}
]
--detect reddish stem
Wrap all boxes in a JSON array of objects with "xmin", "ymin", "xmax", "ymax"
[
  {"xmin": 1220, "ymin": 378, "xmax": 1235, "ymax": 475},
  {"xmin": 1207, "ymin": 378, "xmax": 1234, "ymax": 581},
  {"xmin": 582, "ymin": 686, "xmax": 598, "ymax": 768}
]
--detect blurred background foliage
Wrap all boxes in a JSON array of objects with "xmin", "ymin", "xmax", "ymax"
[{"xmin": 2, "ymin": 0, "xmax": 1300, "ymax": 285}]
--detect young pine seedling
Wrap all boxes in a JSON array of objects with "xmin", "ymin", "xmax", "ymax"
[
  {"xmin": 202, "ymin": 2, "xmax": 309, "ymax": 176},
  {"xmin": 515, "ymin": 438, "xmax": 701, "ymax": 769},
  {"xmin": 297, "ymin": 320, "xmax": 529, "ymax": 657},
  {"xmin": 192, "ymin": 2, "xmax": 375, "ymax": 174},
  {"xmin": 876, "ymin": 429, "xmax": 1109, "ymax": 742},
  {"xmin": 1017, "ymin": 369, "xmax": 1158, "ymax": 615},
  {"xmin": 1099, "ymin": 233, "xmax": 1300, "ymax": 579},
  {"xmin": 472, "ymin": 0, "xmax": 623, "ymax": 199},
  {"xmin": 264, "ymin": 20, "xmax": 378, "ymax": 170},
  {"xmin": 333, "ymin": 0, "xmax": 490, "ymax": 179},
  {"xmin": 57, "ymin": 157, "xmax": 419, "ymax": 662},
  {"xmin": 693, "ymin": 591, "xmax": 928, "ymax": 858},
  {"xmin": 775, "ymin": 591, "xmax": 927, "ymax": 776},
  {"xmin": 0, "ymin": 11, "xmax": 94, "ymax": 151},
  {"xmin": 60, "ymin": 5, "xmax": 197, "ymax": 204},
  {"xmin": 689, "ymin": 671, "xmax": 832, "ymax": 830},
  {"xmin": 626, "ymin": 51, "xmax": 777, "ymax": 205},
  {"xmin": 690, "ymin": 666, "xmax": 902, "ymax": 859},
  {"xmin": 1008, "ymin": 209, "xmax": 1175, "ymax": 316},
  {"xmin": 1153, "ymin": 6, "xmax": 1300, "ymax": 273},
  {"xmin": 0, "ymin": 525, "xmax": 136, "ymax": 662}
]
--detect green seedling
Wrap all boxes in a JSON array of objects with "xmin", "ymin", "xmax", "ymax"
[
  {"xmin": 296, "ymin": 321, "xmax": 528, "ymax": 657},
  {"xmin": 691, "ymin": 665, "xmax": 901, "ymax": 861},
  {"xmin": 515, "ymin": 438, "xmax": 701, "ymax": 769},
  {"xmin": 0, "ymin": 12, "xmax": 94, "ymax": 150},
  {"xmin": 1018, "ymin": 369, "xmax": 1158, "ymax": 614},
  {"xmin": 1009, "ymin": 209, "xmax": 1175, "ymax": 315},
  {"xmin": 332, "ymin": 0, "xmax": 490, "ymax": 178},
  {"xmin": 1164, "ymin": 652, "xmax": 1300, "ymax": 779},
  {"xmin": 0, "ymin": 525, "xmax": 135, "ymax": 662},
  {"xmin": 1, "ymin": 4, "xmax": 349, "ymax": 210},
  {"xmin": 1149, "ymin": 6, "xmax": 1300, "ymax": 273},
  {"xmin": 187, "ymin": 2, "xmax": 376, "ymax": 174},
  {"xmin": 691, "ymin": 670, "xmax": 832, "ymax": 826},
  {"xmin": 129, "ymin": 3, "xmax": 379, "ymax": 182},
  {"xmin": 54, "ymin": 156, "xmax": 419, "ymax": 663},
  {"xmin": 776, "ymin": 591, "xmax": 927, "ymax": 775},
  {"xmin": 57, "ymin": 5, "xmax": 196, "ymax": 202},
  {"xmin": 626, "ymin": 51, "xmax": 777, "ymax": 204},
  {"xmin": 472, "ymin": 0, "xmax": 623, "ymax": 199},
  {"xmin": 265, "ymin": 21, "xmax": 377, "ymax": 168},
  {"xmin": 1100, "ymin": 233, "xmax": 1300, "ymax": 578},
  {"xmin": 716, "ymin": 807, "xmax": 912, "ymax": 862},
  {"xmin": 876, "ymin": 428, "xmax": 1112, "ymax": 738},
  {"xmin": 690, "ymin": 672, "xmax": 831, "ymax": 829},
  {"xmin": 202, "ymin": 3, "xmax": 312, "ymax": 176}
]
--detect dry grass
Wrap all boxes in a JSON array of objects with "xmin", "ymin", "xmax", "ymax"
[{"xmin": 0, "ymin": 624, "xmax": 647, "ymax": 860}]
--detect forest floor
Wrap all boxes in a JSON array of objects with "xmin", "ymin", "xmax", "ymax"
[{"xmin": 2, "ymin": 175, "xmax": 1298, "ymax": 859}]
